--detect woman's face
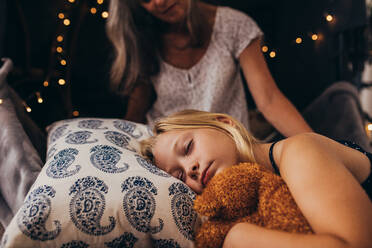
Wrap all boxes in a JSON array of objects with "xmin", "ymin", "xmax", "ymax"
[
  {"xmin": 139, "ymin": 0, "xmax": 189, "ymax": 24},
  {"xmin": 152, "ymin": 128, "xmax": 240, "ymax": 194}
]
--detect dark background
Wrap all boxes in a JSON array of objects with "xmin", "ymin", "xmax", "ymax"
[{"xmin": 0, "ymin": 0, "xmax": 370, "ymax": 130}]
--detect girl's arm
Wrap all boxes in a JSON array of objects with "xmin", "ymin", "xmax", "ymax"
[
  {"xmin": 124, "ymin": 83, "xmax": 156, "ymax": 123},
  {"xmin": 224, "ymin": 133, "xmax": 372, "ymax": 248},
  {"xmin": 239, "ymin": 38, "xmax": 312, "ymax": 137}
]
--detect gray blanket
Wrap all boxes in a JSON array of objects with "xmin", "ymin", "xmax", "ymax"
[{"xmin": 0, "ymin": 58, "xmax": 43, "ymax": 228}]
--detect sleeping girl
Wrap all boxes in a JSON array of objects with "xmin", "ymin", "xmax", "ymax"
[{"xmin": 140, "ymin": 109, "xmax": 372, "ymax": 248}]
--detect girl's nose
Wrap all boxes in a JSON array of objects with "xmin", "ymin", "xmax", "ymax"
[
  {"xmin": 187, "ymin": 163, "xmax": 199, "ymax": 180},
  {"xmin": 153, "ymin": 0, "xmax": 166, "ymax": 7}
]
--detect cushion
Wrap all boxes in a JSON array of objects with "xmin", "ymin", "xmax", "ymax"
[{"xmin": 2, "ymin": 118, "xmax": 200, "ymax": 247}]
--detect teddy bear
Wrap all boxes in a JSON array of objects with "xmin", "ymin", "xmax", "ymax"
[{"xmin": 193, "ymin": 162, "xmax": 313, "ymax": 248}]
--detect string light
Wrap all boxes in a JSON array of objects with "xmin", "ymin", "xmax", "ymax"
[
  {"xmin": 36, "ymin": 92, "xmax": 43, "ymax": 104},
  {"xmin": 101, "ymin": 11, "xmax": 109, "ymax": 19},
  {"xmin": 58, "ymin": 13, "xmax": 65, "ymax": 19},
  {"xmin": 261, "ymin": 46, "xmax": 268, "ymax": 53},
  {"xmin": 295, "ymin": 37, "xmax": 303, "ymax": 44},
  {"xmin": 63, "ymin": 19, "xmax": 71, "ymax": 26},
  {"xmin": 367, "ymin": 123, "xmax": 372, "ymax": 131},
  {"xmin": 97, "ymin": 0, "xmax": 104, "ymax": 4},
  {"xmin": 23, "ymin": 102, "xmax": 32, "ymax": 113},
  {"xmin": 58, "ymin": 79, "xmax": 66, "ymax": 85},
  {"xmin": 311, "ymin": 34, "xmax": 319, "ymax": 41},
  {"xmin": 43, "ymin": 80, "xmax": 49, "ymax": 87},
  {"xmin": 60, "ymin": 59, "xmax": 67, "ymax": 66},
  {"xmin": 0, "ymin": 99, "xmax": 3, "ymax": 104},
  {"xmin": 326, "ymin": 14, "xmax": 334, "ymax": 22},
  {"xmin": 56, "ymin": 46, "xmax": 63, "ymax": 53},
  {"xmin": 90, "ymin": 8, "xmax": 97, "ymax": 14},
  {"xmin": 269, "ymin": 51, "xmax": 276, "ymax": 58},
  {"xmin": 68, "ymin": 0, "xmax": 75, "ymax": 3},
  {"xmin": 57, "ymin": 35, "xmax": 64, "ymax": 42},
  {"xmin": 72, "ymin": 110, "xmax": 80, "ymax": 117}
]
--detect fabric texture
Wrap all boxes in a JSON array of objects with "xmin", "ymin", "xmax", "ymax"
[
  {"xmin": 146, "ymin": 6, "xmax": 263, "ymax": 129},
  {"xmin": 2, "ymin": 118, "xmax": 200, "ymax": 248},
  {"xmin": 0, "ymin": 58, "xmax": 43, "ymax": 229},
  {"xmin": 303, "ymin": 81, "xmax": 371, "ymax": 152}
]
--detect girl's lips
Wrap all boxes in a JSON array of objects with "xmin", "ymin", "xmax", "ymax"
[
  {"xmin": 162, "ymin": 3, "xmax": 177, "ymax": 15},
  {"xmin": 202, "ymin": 161, "xmax": 213, "ymax": 187}
]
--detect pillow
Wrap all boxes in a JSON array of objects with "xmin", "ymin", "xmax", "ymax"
[{"xmin": 1, "ymin": 118, "xmax": 200, "ymax": 248}]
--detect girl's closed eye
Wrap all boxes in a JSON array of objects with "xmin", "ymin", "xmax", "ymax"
[{"xmin": 184, "ymin": 139, "xmax": 194, "ymax": 155}]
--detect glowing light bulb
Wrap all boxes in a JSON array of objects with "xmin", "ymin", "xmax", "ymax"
[
  {"xmin": 36, "ymin": 92, "xmax": 43, "ymax": 104},
  {"xmin": 269, "ymin": 51, "xmax": 276, "ymax": 58},
  {"xmin": 326, "ymin": 14, "xmax": 333, "ymax": 22},
  {"xmin": 90, "ymin": 8, "xmax": 97, "ymax": 14},
  {"xmin": 58, "ymin": 79, "xmax": 66, "ymax": 85},
  {"xmin": 63, "ymin": 19, "xmax": 71, "ymax": 26},
  {"xmin": 311, "ymin": 34, "xmax": 318, "ymax": 41},
  {"xmin": 58, "ymin": 13, "xmax": 65, "ymax": 19},
  {"xmin": 261, "ymin": 46, "xmax": 268, "ymax": 53},
  {"xmin": 97, "ymin": 0, "xmax": 104, "ymax": 4},
  {"xmin": 60, "ymin": 59, "xmax": 67, "ymax": 66},
  {"xmin": 367, "ymin": 123, "xmax": 372, "ymax": 131},
  {"xmin": 73, "ymin": 110, "xmax": 80, "ymax": 117},
  {"xmin": 68, "ymin": 0, "xmax": 75, "ymax": 3},
  {"xmin": 56, "ymin": 46, "xmax": 63, "ymax": 53},
  {"xmin": 295, "ymin": 37, "xmax": 302, "ymax": 44},
  {"xmin": 24, "ymin": 102, "xmax": 32, "ymax": 112},
  {"xmin": 57, "ymin": 35, "xmax": 64, "ymax": 42},
  {"xmin": 0, "ymin": 99, "xmax": 3, "ymax": 104},
  {"xmin": 43, "ymin": 81, "xmax": 49, "ymax": 87},
  {"xmin": 102, "ymin": 11, "xmax": 109, "ymax": 18}
]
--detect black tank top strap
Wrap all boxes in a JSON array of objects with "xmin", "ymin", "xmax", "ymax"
[{"xmin": 269, "ymin": 141, "xmax": 280, "ymax": 176}]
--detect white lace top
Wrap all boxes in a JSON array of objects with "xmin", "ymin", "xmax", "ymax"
[{"xmin": 146, "ymin": 6, "xmax": 263, "ymax": 128}]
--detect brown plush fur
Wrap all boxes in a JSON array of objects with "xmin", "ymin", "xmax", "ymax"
[{"xmin": 193, "ymin": 162, "xmax": 313, "ymax": 248}]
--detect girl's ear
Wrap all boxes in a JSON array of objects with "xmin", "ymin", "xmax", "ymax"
[{"xmin": 216, "ymin": 116, "xmax": 235, "ymax": 127}]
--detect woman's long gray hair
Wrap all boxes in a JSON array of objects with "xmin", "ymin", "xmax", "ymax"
[{"xmin": 106, "ymin": 0, "xmax": 205, "ymax": 94}]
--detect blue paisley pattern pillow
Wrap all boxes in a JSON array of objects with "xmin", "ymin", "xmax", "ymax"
[{"xmin": 2, "ymin": 118, "xmax": 199, "ymax": 248}]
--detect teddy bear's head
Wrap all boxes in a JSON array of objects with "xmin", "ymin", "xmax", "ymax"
[{"xmin": 194, "ymin": 163, "xmax": 264, "ymax": 220}]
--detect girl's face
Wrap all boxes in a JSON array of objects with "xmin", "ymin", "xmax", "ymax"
[
  {"xmin": 152, "ymin": 128, "xmax": 240, "ymax": 194},
  {"xmin": 139, "ymin": 0, "xmax": 189, "ymax": 24}
]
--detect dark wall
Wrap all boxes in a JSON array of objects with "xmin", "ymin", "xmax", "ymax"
[{"xmin": 1, "ymin": 0, "xmax": 368, "ymax": 129}]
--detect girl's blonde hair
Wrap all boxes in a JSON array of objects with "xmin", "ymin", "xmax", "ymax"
[{"xmin": 140, "ymin": 110, "xmax": 258, "ymax": 164}]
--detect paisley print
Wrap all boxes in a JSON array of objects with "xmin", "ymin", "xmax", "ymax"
[
  {"xmin": 104, "ymin": 131, "xmax": 135, "ymax": 152},
  {"xmin": 90, "ymin": 145, "xmax": 129, "ymax": 173},
  {"xmin": 47, "ymin": 144, "xmax": 57, "ymax": 160},
  {"xmin": 135, "ymin": 155, "xmax": 171, "ymax": 177},
  {"xmin": 46, "ymin": 148, "xmax": 81, "ymax": 179},
  {"xmin": 49, "ymin": 124, "xmax": 68, "ymax": 144},
  {"xmin": 121, "ymin": 176, "xmax": 163, "ymax": 234},
  {"xmin": 153, "ymin": 239, "xmax": 181, "ymax": 248},
  {"xmin": 69, "ymin": 176, "xmax": 115, "ymax": 236},
  {"xmin": 113, "ymin": 120, "xmax": 142, "ymax": 139},
  {"xmin": 60, "ymin": 240, "xmax": 89, "ymax": 248},
  {"xmin": 104, "ymin": 232, "xmax": 138, "ymax": 248},
  {"xmin": 78, "ymin": 120, "xmax": 108, "ymax": 129},
  {"xmin": 17, "ymin": 185, "xmax": 61, "ymax": 241},
  {"xmin": 169, "ymin": 183, "xmax": 197, "ymax": 240},
  {"xmin": 66, "ymin": 131, "xmax": 98, "ymax": 144}
]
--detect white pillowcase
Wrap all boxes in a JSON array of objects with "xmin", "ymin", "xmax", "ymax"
[{"xmin": 1, "ymin": 118, "xmax": 200, "ymax": 248}]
